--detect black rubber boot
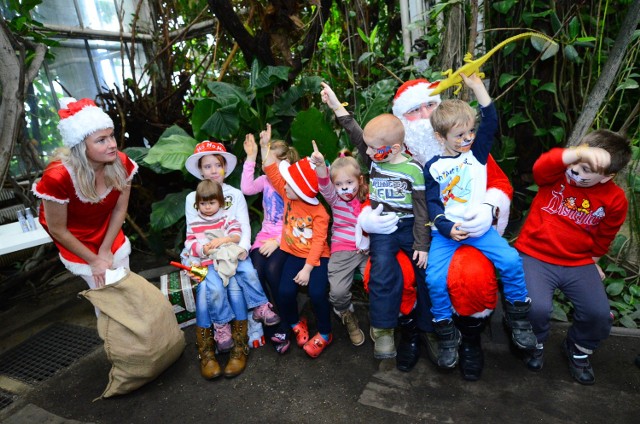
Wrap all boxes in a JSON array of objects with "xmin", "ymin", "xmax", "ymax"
[
  {"xmin": 503, "ymin": 299, "xmax": 537, "ymax": 349},
  {"xmin": 433, "ymin": 319, "xmax": 460, "ymax": 370},
  {"xmin": 454, "ymin": 315, "xmax": 486, "ymax": 381},
  {"xmin": 396, "ymin": 311, "xmax": 420, "ymax": 372},
  {"xmin": 563, "ymin": 338, "xmax": 595, "ymax": 385}
]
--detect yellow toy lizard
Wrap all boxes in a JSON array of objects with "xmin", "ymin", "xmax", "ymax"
[{"xmin": 430, "ymin": 32, "xmax": 557, "ymax": 96}]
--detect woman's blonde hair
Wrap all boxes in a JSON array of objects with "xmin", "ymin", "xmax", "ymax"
[
  {"xmin": 329, "ymin": 150, "xmax": 368, "ymax": 203},
  {"xmin": 55, "ymin": 142, "xmax": 129, "ymax": 203}
]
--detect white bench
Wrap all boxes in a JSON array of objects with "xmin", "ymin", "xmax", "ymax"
[{"xmin": 0, "ymin": 220, "xmax": 52, "ymax": 256}]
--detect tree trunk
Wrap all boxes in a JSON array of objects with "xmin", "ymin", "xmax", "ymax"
[
  {"xmin": 0, "ymin": 19, "xmax": 46, "ymax": 189},
  {"xmin": 567, "ymin": 0, "xmax": 640, "ymax": 146}
]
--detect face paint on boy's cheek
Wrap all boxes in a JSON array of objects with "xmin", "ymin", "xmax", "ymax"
[{"xmin": 373, "ymin": 145, "xmax": 393, "ymax": 161}]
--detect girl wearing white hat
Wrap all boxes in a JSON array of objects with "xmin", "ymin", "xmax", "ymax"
[{"xmin": 184, "ymin": 140, "xmax": 277, "ymax": 379}]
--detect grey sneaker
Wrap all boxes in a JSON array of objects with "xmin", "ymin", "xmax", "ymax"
[
  {"xmin": 340, "ymin": 309, "xmax": 365, "ymax": 346},
  {"xmin": 370, "ymin": 327, "xmax": 396, "ymax": 359}
]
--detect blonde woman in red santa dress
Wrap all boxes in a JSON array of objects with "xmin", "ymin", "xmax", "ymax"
[{"xmin": 33, "ymin": 98, "xmax": 137, "ymax": 291}]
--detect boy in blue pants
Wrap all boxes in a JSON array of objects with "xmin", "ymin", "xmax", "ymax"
[{"xmin": 424, "ymin": 73, "xmax": 536, "ymax": 369}]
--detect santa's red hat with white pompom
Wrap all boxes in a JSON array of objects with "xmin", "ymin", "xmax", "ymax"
[{"xmin": 392, "ymin": 79, "xmax": 442, "ymax": 118}]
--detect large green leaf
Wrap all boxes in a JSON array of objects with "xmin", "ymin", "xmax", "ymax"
[
  {"xmin": 123, "ymin": 146, "xmax": 148, "ymax": 163},
  {"xmin": 192, "ymin": 99, "xmax": 218, "ymax": 141},
  {"xmin": 290, "ymin": 107, "xmax": 339, "ymax": 159},
  {"xmin": 254, "ymin": 64, "xmax": 290, "ymax": 91},
  {"xmin": 144, "ymin": 134, "xmax": 198, "ymax": 172},
  {"xmin": 150, "ymin": 189, "xmax": 191, "ymax": 231},
  {"xmin": 357, "ymin": 79, "xmax": 396, "ymax": 126},
  {"xmin": 206, "ymin": 81, "xmax": 250, "ymax": 106},
  {"xmin": 273, "ymin": 85, "xmax": 304, "ymax": 117},
  {"xmin": 200, "ymin": 104, "xmax": 241, "ymax": 140}
]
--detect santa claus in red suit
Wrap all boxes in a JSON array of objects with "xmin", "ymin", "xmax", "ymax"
[{"xmin": 321, "ymin": 79, "xmax": 513, "ymax": 381}]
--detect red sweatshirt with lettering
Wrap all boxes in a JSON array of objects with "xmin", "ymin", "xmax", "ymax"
[{"xmin": 515, "ymin": 148, "xmax": 628, "ymax": 266}]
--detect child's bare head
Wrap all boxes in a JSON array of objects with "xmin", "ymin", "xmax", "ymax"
[
  {"xmin": 430, "ymin": 99, "xmax": 476, "ymax": 138},
  {"xmin": 580, "ymin": 129, "xmax": 631, "ymax": 174},
  {"xmin": 363, "ymin": 114, "xmax": 405, "ymax": 147},
  {"xmin": 363, "ymin": 114, "xmax": 405, "ymax": 162}
]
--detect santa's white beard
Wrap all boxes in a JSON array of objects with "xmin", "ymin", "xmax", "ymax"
[{"xmin": 400, "ymin": 117, "xmax": 443, "ymax": 167}]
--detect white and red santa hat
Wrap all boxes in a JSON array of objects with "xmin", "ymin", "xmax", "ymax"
[
  {"xmin": 57, "ymin": 97, "xmax": 114, "ymax": 148},
  {"xmin": 185, "ymin": 140, "xmax": 238, "ymax": 180},
  {"xmin": 278, "ymin": 157, "xmax": 319, "ymax": 205},
  {"xmin": 391, "ymin": 79, "xmax": 442, "ymax": 118}
]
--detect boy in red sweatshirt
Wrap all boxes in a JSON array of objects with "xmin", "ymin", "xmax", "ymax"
[{"xmin": 515, "ymin": 129, "xmax": 632, "ymax": 385}]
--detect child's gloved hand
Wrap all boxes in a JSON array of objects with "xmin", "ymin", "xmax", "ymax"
[{"xmin": 358, "ymin": 204, "xmax": 398, "ymax": 234}]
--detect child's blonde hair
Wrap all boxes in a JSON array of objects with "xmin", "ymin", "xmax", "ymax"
[
  {"xmin": 329, "ymin": 149, "xmax": 368, "ymax": 203},
  {"xmin": 270, "ymin": 140, "xmax": 300, "ymax": 163},
  {"xmin": 430, "ymin": 99, "xmax": 476, "ymax": 137},
  {"xmin": 194, "ymin": 179, "xmax": 224, "ymax": 210}
]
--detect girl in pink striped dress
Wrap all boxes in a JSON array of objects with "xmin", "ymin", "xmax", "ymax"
[{"xmin": 310, "ymin": 143, "xmax": 369, "ymax": 346}]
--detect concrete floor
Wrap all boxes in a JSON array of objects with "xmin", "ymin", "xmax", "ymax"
[{"xmin": 1, "ymin": 270, "xmax": 639, "ymax": 424}]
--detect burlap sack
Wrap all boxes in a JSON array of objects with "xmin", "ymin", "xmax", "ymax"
[{"xmin": 79, "ymin": 270, "xmax": 186, "ymax": 398}]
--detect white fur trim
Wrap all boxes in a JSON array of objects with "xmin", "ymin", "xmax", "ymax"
[
  {"xmin": 57, "ymin": 106, "xmax": 114, "ymax": 148},
  {"xmin": 59, "ymin": 237, "xmax": 131, "ymax": 276},
  {"xmin": 485, "ymin": 187, "xmax": 511, "ymax": 236},
  {"xmin": 32, "ymin": 181, "xmax": 69, "ymax": 204},
  {"xmin": 392, "ymin": 84, "xmax": 442, "ymax": 117}
]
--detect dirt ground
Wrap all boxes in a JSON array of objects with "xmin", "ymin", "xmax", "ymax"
[{"xmin": 1, "ymin": 252, "xmax": 639, "ymax": 424}]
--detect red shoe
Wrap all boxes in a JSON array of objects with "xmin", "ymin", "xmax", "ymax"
[
  {"xmin": 303, "ymin": 333, "xmax": 333, "ymax": 358},
  {"xmin": 292, "ymin": 317, "xmax": 309, "ymax": 347}
]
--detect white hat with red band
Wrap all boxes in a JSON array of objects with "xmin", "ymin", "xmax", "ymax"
[
  {"xmin": 392, "ymin": 79, "xmax": 442, "ymax": 117},
  {"xmin": 278, "ymin": 157, "xmax": 319, "ymax": 205},
  {"xmin": 57, "ymin": 97, "xmax": 114, "ymax": 148},
  {"xmin": 185, "ymin": 140, "xmax": 238, "ymax": 179}
]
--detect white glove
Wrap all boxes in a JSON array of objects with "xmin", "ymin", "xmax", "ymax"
[
  {"xmin": 358, "ymin": 204, "xmax": 398, "ymax": 235},
  {"xmin": 459, "ymin": 203, "xmax": 494, "ymax": 238}
]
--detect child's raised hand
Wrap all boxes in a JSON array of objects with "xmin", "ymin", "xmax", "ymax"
[
  {"xmin": 244, "ymin": 133, "xmax": 258, "ymax": 161},
  {"xmin": 310, "ymin": 140, "xmax": 325, "ymax": 167},
  {"xmin": 259, "ymin": 123, "xmax": 272, "ymax": 149},
  {"xmin": 460, "ymin": 72, "xmax": 483, "ymax": 90},
  {"xmin": 576, "ymin": 146, "xmax": 611, "ymax": 174},
  {"xmin": 460, "ymin": 72, "xmax": 491, "ymax": 107},
  {"xmin": 320, "ymin": 82, "xmax": 341, "ymax": 110},
  {"xmin": 310, "ymin": 140, "xmax": 328, "ymax": 178}
]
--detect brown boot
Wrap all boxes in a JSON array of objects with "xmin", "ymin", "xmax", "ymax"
[
  {"xmin": 196, "ymin": 326, "xmax": 222, "ymax": 379},
  {"xmin": 224, "ymin": 320, "xmax": 249, "ymax": 378}
]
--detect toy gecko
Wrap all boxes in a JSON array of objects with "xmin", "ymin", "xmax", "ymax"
[{"xmin": 430, "ymin": 32, "xmax": 557, "ymax": 95}]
